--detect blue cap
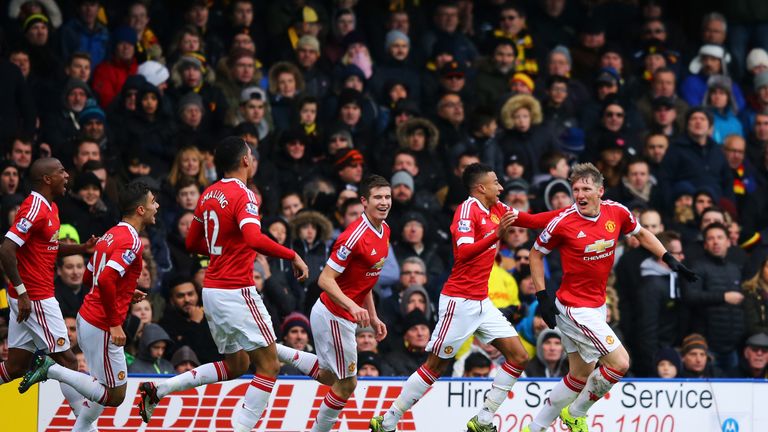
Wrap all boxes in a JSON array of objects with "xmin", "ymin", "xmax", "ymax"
[{"xmin": 78, "ymin": 99, "xmax": 106, "ymax": 124}]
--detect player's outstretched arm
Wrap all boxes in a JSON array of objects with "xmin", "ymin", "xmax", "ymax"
[
  {"xmin": 59, "ymin": 236, "xmax": 98, "ymax": 256},
  {"xmin": 512, "ymin": 208, "xmax": 562, "ymax": 230},
  {"xmin": 318, "ymin": 265, "xmax": 370, "ymax": 327},
  {"xmin": 635, "ymin": 227, "xmax": 698, "ymax": 282},
  {"xmin": 0, "ymin": 238, "xmax": 31, "ymax": 322},
  {"xmin": 529, "ymin": 247, "xmax": 558, "ymax": 329}
]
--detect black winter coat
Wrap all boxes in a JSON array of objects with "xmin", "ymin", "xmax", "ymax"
[{"xmin": 683, "ymin": 252, "xmax": 745, "ymax": 353}]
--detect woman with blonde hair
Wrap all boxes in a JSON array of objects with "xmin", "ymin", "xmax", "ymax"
[
  {"xmin": 167, "ymin": 145, "xmax": 209, "ymax": 190},
  {"xmin": 743, "ymin": 257, "xmax": 768, "ymax": 336},
  {"xmin": 268, "ymin": 61, "xmax": 305, "ymax": 131}
]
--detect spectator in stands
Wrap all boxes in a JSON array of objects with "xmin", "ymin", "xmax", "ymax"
[
  {"xmin": 606, "ymin": 157, "xmax": 659, "ymax": 208},
  {"xmin": 58, "ymin": 171, "xmax": 118, "ymax": 238},
  {"xmin": 0, "ymin": 161, "xmax": 20, "ymax": 196},
  {"xmin": 736, "ymin": 333, "xmax": 768, "ymax": 379},
  {"xmin": 92, "ymin": 26, "xmax": 139, "ymax": 108},
  {"xmin": 158, "ymin": 278, "xmax": 220, "ymax": 364},
  {"xmin": 462, "ymin": 353, "xmax": 493, "ymax": 378},
  {"xmin": 743, "ymin": 257, "xmax": 768, "ymax": 337},
  {"xmin": 290, "ymin": 210, "xmax": 332, "ymax": 288},
  {"xmin": 704, "ymin": 75, "xmax": 744, "ymax": 144},
  {"xmin": 296, "ymin": 35, "xmax": 331, "ymax": 99},
  {"xmin": 128, "ymin": 323, "xmax": 175, "ymax": 374},
  {"xmin": 570, "ymin": 19, "xmax": 606, "ymax": 83},
  {"xmin": 681, "ymin": 44, "xmax": 745, "ymax": 110},
  {"xmin": 21, "ymin": 12, "xmax": 62, "ymax": 82},
  {"xmin": 171, "ymin": 346, "xmax": 200, "ymax": 374},
  {"xmin": 524, "ymin": 329, "xmax": 568, "ymax": 378},
  {"xmin": 396, "ymin": 118, "xmax": 445, "ymax": 192},
  {"xmin": 59, "ymin": 0, "xmax": 109, "ymax": 67},
  {"xmin": 357, "ymin": 351, "xmax": 383, "ymax": 377},
  {"xmin": 649, "ymin": 96, "xmax": 682, "ymax": 139},
  {"xmin": 383, "ymin": 310, "xmax": 432, "ymax": 376},
  {"xmin": 280, "ymin": 312, "xmax": 313, "ymax": 354},
  {"xmin": 684, "ymin": 222, "xmax": 745, "ymax": 373},
  {"xmin": 654, "ymin": 347, "xmax": 682, "ymax": 378},
  {"xmin": 741, "ymin": 71, "xmax": 768, "ymax": 132},
  {"xmin": 498, "ymin": 94, "xmax": 559, "ymax": 181},
  {"xmin": 420, "ymin": 2, "xmax": 478, "ymax": 65},
  {"xmin": 122, "ymin": 82, "xmax": 177, "ymax": 176},
  {"xmin": 54, "ymin": 254, "xmax": 87, "ymax": 318},
  {"xmin": 370, "ymin": 30, "xmax": 421, "ymax": 105},
  {"xmin": 128, "ymin": 1, "xmax": 163, "ymax": 63},
  {"xmin": 40, "ymin": 79, "xmax": 91, "ymax": 156},
  {"xmin": 679, "ymin": 333, "xmax": 722, "ymax": 378},
  {"xmin": 434, "ymin": 92, "xmax": 470, "ymax": 160},
  {"xmin": 474, "ymin": 38, "xmax": 518, "ymax": 110},
  {"xmin": 637, "ymin": 67, "xmax": 689, "ymax": 130}
]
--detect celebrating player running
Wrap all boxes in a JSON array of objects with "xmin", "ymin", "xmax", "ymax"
[{"xmin": 523, "ymin": 163, "xmax": 697, "ymax": 432}]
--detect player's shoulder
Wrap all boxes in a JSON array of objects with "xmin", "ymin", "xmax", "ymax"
[
  {"xmin": 545, "ymin": 204, "xmax": 578, "ymax": 232},
  {"xmin": 20, "ymin": 192, "xmax": 52, "ymax": 219},
  {"xmin": 113, "ymin": 222, "xmax": 142, "ymax": 251},
  {"xmin": 456, "ymin": 197, "xmax": 482, "ymax": 219},
  {"xmin": 601, "ymin": 199, "xmax": 632, "ymax": 215},
  {"xmin": 338, "ymin": 215, "xmax": 376, "ymax": 249}
]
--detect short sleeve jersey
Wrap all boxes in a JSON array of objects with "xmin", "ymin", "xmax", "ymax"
[
  {"xmin": 80, "ymin": 223, "xmax": 144, "ymax": 330},
  {"xmin": 533, "ymin": 201, "xmax": 640, "ymax": 308},
  {"xmin": 5, "ymin": 192, "xmax": 60, "ymax": 301},
  {"xmin": 194, "ymin": 178, "xmax": 260, "ymax": 289},
  {"xmin": 321, "ymin": 213, "xmax": 390, "ymax": 322},
  {"xmin": 442, "ymin": 198, "xmax": 511, "ymax": 300}
]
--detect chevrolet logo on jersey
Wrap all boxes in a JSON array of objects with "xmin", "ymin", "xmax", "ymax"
[{"xmin": 584, "ymin": 239, "xmax": 615, "ymax": 253}]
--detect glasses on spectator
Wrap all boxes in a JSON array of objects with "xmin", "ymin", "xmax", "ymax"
[
  {"xmin": 402, "ymin": 270, "xmax": 426, "ymax": 276},
  {"xmin": 501, "ymin": 15, "xmax": 518, "ymax": 21},
  {"xmin": 515, "ymin": 255, "xmax": 530, "ymax": 261},
  {"xmin": 644, "ymin": 27, "xmax": 665, "ymax": 35},
  {"xmin": 749, "ymin": 346, "xmax": 768, "ymax": 354},
  {"xmin": 669, "ymin": 250, "xmax": 684, "ymax": 257},
  {"xmin": 605, "ymin": 111, "xmax": 625, "ymax": 118}
]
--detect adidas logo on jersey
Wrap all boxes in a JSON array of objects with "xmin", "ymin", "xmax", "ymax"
[
  {"xmin": 577, "ymin": 231, "xmax": 586, "ymax": 238},
  {"xmin": 370, "ymin": 249, "xmax": 377, "ymax": 256},
  {"xmin": 481, "ymin": 218, "xmax": 487, "ymax": 225}
]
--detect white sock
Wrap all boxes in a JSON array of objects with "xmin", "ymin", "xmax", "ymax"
[
  {"xmin": 382, "ymin": 365, "xmax": 438, "ymax": 430},
  {"xmin": 310, "ymin": 389, "xmax": 347, "ymax": 432},
  {"xmin": 49, "ymin": 364, "xmax": 109, "ymax": 405},
  {"xmin": 569, "ymin": 366, "xmax": 623, "ymax": 417},
  {"xmin": 233, "ymin": 374, "xmax": 275, "ymax": 432},
  {"xmin": 71, "ymin": 399, "xmax": 105, "ymax": 432},
  {"xmin": 477, "ymin": 361, "xmax": 523, "ymax": 424},
  {"xmin": 528, "ymin": 374, "xmax": 585, "ymax": 432},
  {"xmin": 276, "ymin": 344, "xmax": 320, "ymax": 378},
  {"xmin": 0, "ymin": 362, "xmax": 12, "ymax": 384},
  {"xmin": 156, "ymin": 361, "xmax": 228, "ymax": 399}
]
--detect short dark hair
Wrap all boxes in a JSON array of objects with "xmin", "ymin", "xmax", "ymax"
[
  {"xmin": 464, "ymin": 352, "xmax": 492, "ymax": 372},
  {"xmin": 702, "ymin": 221, "xmax": 728, "ymax": 239},
  {"xmin": 214, "ymin": 136, "xmax": 249, "ymax": 175},
  {"xmin": 462, "ymin": 162, "xmax": 494, "ymax": 189},
  {"xmin": 699, "ymin": 205, "xmax": 724, "ymax": 220},
  {"xmin": 656, "ymin": 230, "xmax": 681, "ymax": 250},
  {"xmin": 340, "ymin": 197, "xmax": 362, "ymax": 215},
  {"xmin": 176, "ymin": 177, "xmax": 199, "ymax": 194},
  {"xmin": 541, "ymin": 150, "xmax": 568, "ymax": 172},
  {"xmin": 119, "ymin": 180, "xmax": 151, "ymax": 217},
  {"xmin": 359, "ymin": 175, "xmax": 390, "ymax": 200}
]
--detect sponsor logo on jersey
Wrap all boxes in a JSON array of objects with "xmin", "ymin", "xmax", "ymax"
[
  {"xmin": 457, "ymin": 219, "xmax": 471, "ymax": 233},
  {"xmin": 245, "ymin": 202, "xmax": 259, "ymax": 216},
  {"xmin": 606, "ymin": 335, "xmax": 614, "ymax": 345},
  {"xmin": 443, "ymin": 346, "xmax": 454, "ymax": 355},
  {"xmin": 577, "ymin": 231, "xmax": 586, "ymax": 238},
  {"xmin": 490, "ymin": 214, "xmax": 500, "ymax": 224},
  {"xmin": 584, "ymin": 239, "xmax": 615, "ymax": 254},
  {"xmin": 16, "ymin": 217, "xmax": 32, "ymax": 233},
  {"xmin": 348, "ymin": 362, "xmax": 356, "ymax": 373},
  {"xmin": 337, "ymin": 245, "xmax": 351, "ymax": 261},
  {"xmin": 118, "ymin": 371, "xmax": 126, "ymax": 380},
  {"xmin": 57, "ymin": 337, "xmax": 66, "ymax": 347},
  {"xmin": 605, "ymin": 220, "xmax": 616, "ymax": 233},
  {"xmin": 122, "ymin": 250, "xmax": 137, "ymax": 265}
]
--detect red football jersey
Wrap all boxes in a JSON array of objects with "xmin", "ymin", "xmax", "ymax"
[
  {"xmin": 534, "ymin": 201, "xmax": 640, "ymax": 308},
  {"xmin": 322, "ymin": 213, "xmax": 390, "ymax": 322},
  {"xmin": 442, "ymin": 198, "xmax": 511, "ymax": 300},
  {"xmin": 194, "ymin": 178, "xmax": 261, "ymax": 289},
  {"xmin": 80, "ymin": 223, "xmax": 144, "ymax": 331},
  {"xmin": 5, "ymin": 192, "xmax": 60, "ymax": 301}
]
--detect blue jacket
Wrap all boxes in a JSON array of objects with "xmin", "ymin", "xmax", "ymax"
[
  {"xmin": 711, "ymin": 109, "xmax": 744, "ymax": 144},
  {"xmin": 59, "ymin": 19, "xmax": 110, "ymax": 67},
  {"xmin": 681, "ymin": 73, "xmax": 745, "ymax": 112}
]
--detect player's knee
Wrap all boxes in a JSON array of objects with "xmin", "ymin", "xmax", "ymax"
[
  {"xmin": 257, "ymin": 357, "xmax": 280, "ymax": 377},
  {"xmin": 508, "ymin": 350, "xmax": 529, "ymax": 366},
  {"xmin": 224, "ymin": 356, "xmax": 249, "ymax": 378},
  {"xmin": 105, "ymin": 386, "xmax": 127, "ymax": 407},
  {"xmin": 336, "ymin": 376, "xmax": 357, "ymax": 398},
  {"xmin": 425, "ymin": 354, "xmax": 451, "ymax": 375}
]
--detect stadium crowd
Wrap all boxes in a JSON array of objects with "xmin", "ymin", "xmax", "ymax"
[{"xmin": 0, "ymin": 0, "xmax": 767, "ymax": 382}]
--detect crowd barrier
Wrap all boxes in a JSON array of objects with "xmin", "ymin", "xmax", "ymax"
[{"xmin": 6, "ymin": 376, "xmax": 766, "ymax": 431}]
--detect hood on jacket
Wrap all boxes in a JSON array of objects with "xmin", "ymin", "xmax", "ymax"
[
  {"xmin": 290, "ymin": 210, "xmax": 333, "ymax": 243},
  {"xmin": 171, "ymin": 345, "xmax": 201, "ymax": 368},
  {"xmin": 137, "ymin": 323, "xmax": 172, "ymax": 361},
  {"xmin": 535, "ymin": 328, "xmax": 567, "ymax": 364},
  {"xmin": 501, "ymin": 94, "xmax": 543, "ymax": 130},
  {"xmin": 640, "ymin": 256, "xmax": 673, "ymax": 277},
  {"xmin": 399, "ymin": 284, "xmax": 434, "ymax": 319},
  {"xmin": 396, "ymin": 117, "xmax": 440, "ymax": 152}
]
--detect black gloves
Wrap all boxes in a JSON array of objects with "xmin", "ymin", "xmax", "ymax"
[
  {"xmin": 662, "ymin": 252, "xmax": 699, "ymax": 282},
  {"xmin": 536, "ymin": 290, "xmax": 559, "ymax": 329}
]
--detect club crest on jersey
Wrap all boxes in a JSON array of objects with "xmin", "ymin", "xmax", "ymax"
[
  {"xmin": 606, "ymin": 335, "xmax": 615, "ymax": 345},
  {"xmin": 584, "ymin": 239, "xmax": 615, "ymax": 254},
  {"xmin": 457, "ymin": 219, "xmax": 471, "ymax": 233},
  {"xmin": 337, "ymin": 245, "xmax": 351, "ymax": 261},
  {"xmin": 122, "ymin": 250, "xmax": 137, "ymax": 265},
  {"xmin": 605, "ymin": 220, "xmax": 616, "ymax": 233},
  {"xmin": 444, "ymin": 346, "xmax": 454, "ymax": 355},
  {"xmin": 245, "ymin": 202, "xmax": 259, "ymax": 216},
  {"xmin": 118, "ymin": 371, "xmax": 126, "ymax": 380},
  {"xmin": 16, "ymin": 217, "xmax": 32, "ymax": 233},
  {"xmin": 348, "ymin": 362, "xmax": 356, "ymax": 373},
  {"xmin": 372, "ymin": 257, "xmax": 386, "ymax": 270},
  {"xmin": 490, "ymin": 214, "xmax": 500, "ymax": 224},
  {"xmin": 57, "ymin": 337, "xmax": 66, "ymax": 347}
]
